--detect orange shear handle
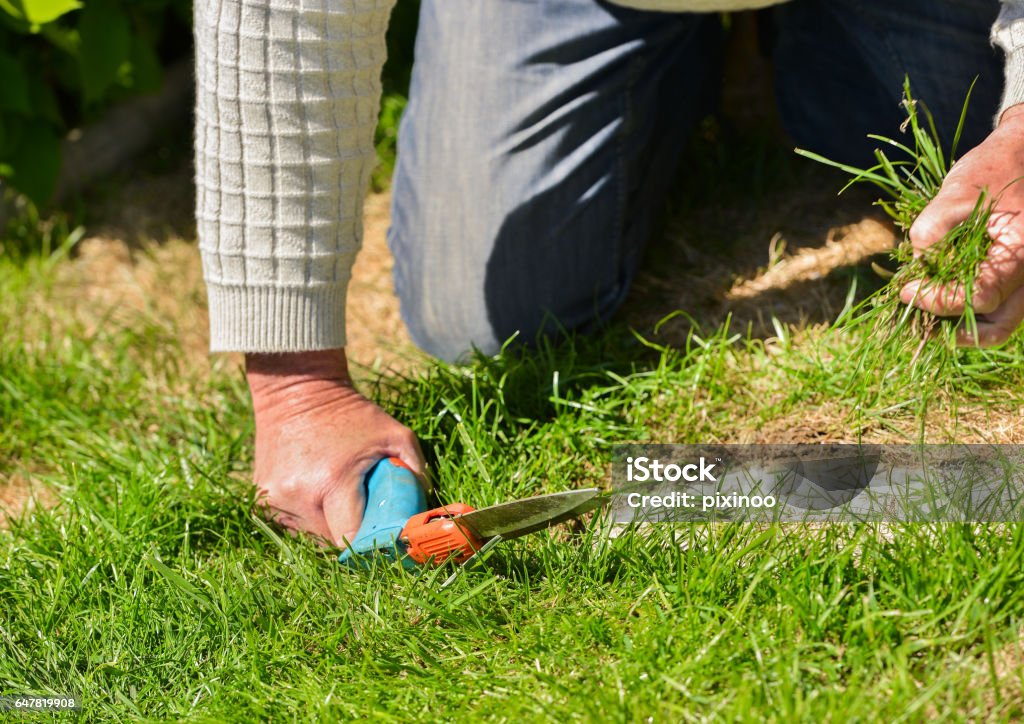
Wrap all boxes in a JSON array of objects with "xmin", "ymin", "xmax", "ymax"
[{"xmin": 401, "ymin": 504, "xmax": 484, "ymax": 565}]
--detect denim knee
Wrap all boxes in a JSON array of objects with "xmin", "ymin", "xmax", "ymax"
[
  {"xmin": 387, "ymin": 0, "xmax": 717, "ymax": 362},
  {"xmin": 392, "ymin": 250, "xmax": 500, "ymax": 364}
]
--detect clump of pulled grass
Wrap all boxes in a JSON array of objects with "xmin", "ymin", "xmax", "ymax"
[{"xmin": 797, "ymin": 80, "xmax": 1024, "ymax": 435}]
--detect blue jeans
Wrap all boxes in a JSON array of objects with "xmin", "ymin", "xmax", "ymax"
[{"xmin": 388, "ymin": 0, "xmax": 1002, "ymax": 362}]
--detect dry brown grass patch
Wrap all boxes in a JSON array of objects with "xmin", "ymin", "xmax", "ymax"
[{"xmin": 0, "ymin": 474, "xmax": 56, "ymax": 528}]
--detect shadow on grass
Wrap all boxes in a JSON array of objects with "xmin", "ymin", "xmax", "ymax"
[{"xmin": 622, "ymin": 120, "xmax": 897, "ymax": 345}]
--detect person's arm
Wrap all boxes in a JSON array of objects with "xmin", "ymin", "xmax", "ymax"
[
  {"xmin": 993, "ymin": 1, "xmax": 1024, "ymax": 121},
  {"xmin": 195, "ymin": 0, "xmax": 385, "ymax": 352},
  {"xmin": 902, "ymin": 1, "xmax": 1024, "ymax": 345},
  {"xmin": 194, "ymin": 0, "xmax": 425, "ymax": 546}
]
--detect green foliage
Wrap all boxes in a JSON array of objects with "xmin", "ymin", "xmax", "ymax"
[
  {"xmin": 77, "ymin": 0, "xmax": 133, "ymax": 103},
  {"xmin": 0, "ymin": 0, "xmax": 416, "ymax": 204},
  {"xmin": 3, "ymin": 235, "xmax": 1024, "ymax": 716},
  {"xmin": 0, "ymin": 0, "xmax": 82, "ymax": 29},
  {"xmin": 0, "ymin": 0, "xmax": 191, "ymax": 205},
  {"xmin": 4, "ymin": 123, "xmax": 61, "ymax": 204}
]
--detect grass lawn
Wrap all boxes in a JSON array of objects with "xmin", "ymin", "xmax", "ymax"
[{"xmin": 3, "ymin": 135, "xmax": 1024, "ymax": 720}]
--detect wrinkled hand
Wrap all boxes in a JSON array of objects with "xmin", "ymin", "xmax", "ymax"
[
  {"xmin": 901, "ymin": 104, "xmax": 1024, "ymax": 346},
  {"xmin": 246, "ymin": 349, "xmax": 426, "ymax": 547}
]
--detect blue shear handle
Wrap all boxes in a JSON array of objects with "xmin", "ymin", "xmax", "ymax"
[{"xmin": 338, "ymin": 458, "xmax": 427, "ymax": 567}]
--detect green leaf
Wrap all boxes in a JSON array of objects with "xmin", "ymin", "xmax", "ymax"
[
  {"xmin": 1, "ymin": 0, "xmax": 82, "ymax": 28},
  {"xmin": 27, "ymin": 80, "xmax": 62, "ymax": 126},
  {"xmin": 0, "ymin": 53, "xmax": 30, "ymax": 113},
  {"xmin": 78, "ymin": 0, "xmax": 130, "ymax": 103},
  {"xmin": 0, "ymin": 112, "xmax": 22, "ymax": 158},
  {"xmin": 0, "ymin": 2, "xmax": 31, "ymax": 32},
  {"xmin": 128, "ymin": 35, "xmax": 162, "ymax": 94},
  {"xmin": 22, "ymin": 0, "xmax": 81, "ymax": 25},
  {"xmin": 0, "ymin": 0, "xmax": 22, "ymax": 19},
  {"xmin": 39, "ymin": 21, "xmax": 78, "ymax": 55},
  {"xmin": 3, "ymin": 121, "xmax": 61, "ymax": 204}
]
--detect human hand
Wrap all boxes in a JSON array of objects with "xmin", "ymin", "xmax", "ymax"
[
  {"xmin": 245, "ymin": 349, "xmax": 427, "ymax": 547},
  {"xmin": 901, "ymin": 104, "xmax": 1024, "ymax": 346}
]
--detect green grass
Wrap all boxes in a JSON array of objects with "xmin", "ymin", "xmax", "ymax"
[
  {"xmin": 2, "ymin": 232, "xmax": 1024, "ymax": 720},
  {"xmin": 4, "ymin": 88, "xmax": 1024, "ymax": 717},
  {"xmin": 796, "ymin": 81, "xmax": 1024, "ymax": 435}
]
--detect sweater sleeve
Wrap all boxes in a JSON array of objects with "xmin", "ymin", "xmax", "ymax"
[
  {"xmin": 994, "ymin": 0, "xmax": 1024, "ymax": 119},
  {"xmin": 194, "ymin": 0, "xmax": 394, "ymax": 353}
]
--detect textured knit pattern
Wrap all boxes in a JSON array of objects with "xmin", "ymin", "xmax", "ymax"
[
  {"xmin": 194, "ymin": 0, "xmax": 394, "ymax": 352},
  {"xmin": 994, "ymin": 1, "xmax": 1024, "ymax": 118}
]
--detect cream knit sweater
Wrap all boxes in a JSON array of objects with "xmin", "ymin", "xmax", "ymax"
[{"xmin": 194, "ymin": 0, "xmax": 1024, "ymax": 353}]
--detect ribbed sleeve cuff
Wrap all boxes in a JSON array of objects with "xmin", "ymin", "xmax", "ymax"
[
  {"xmin": 206, "ymin": 282, "xmax": 349, "ymax": 353},
  {"xmin": 993, "ymin": 5, "xmax": 1024, "ymax": 121},
  {"xmin": 1001, "ymin": 45, "xmax": 1024, "ymax": 119}
]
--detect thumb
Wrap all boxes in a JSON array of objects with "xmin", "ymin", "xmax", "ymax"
[
  {"xmin": 322, "ymin": 471, "xmax": 367, "ymax": 548},
  {"xmin": 389, "ymin": 431, "xmax": 431, "ymax": 492},
  {"xmin": 909, "ymin": 186, "xmax": 979, "ymax": 255}
]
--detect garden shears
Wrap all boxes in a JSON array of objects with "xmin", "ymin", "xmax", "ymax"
[{"xmin": 339, "ymin": 458, "xmax": 603, "ymax": 568}]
